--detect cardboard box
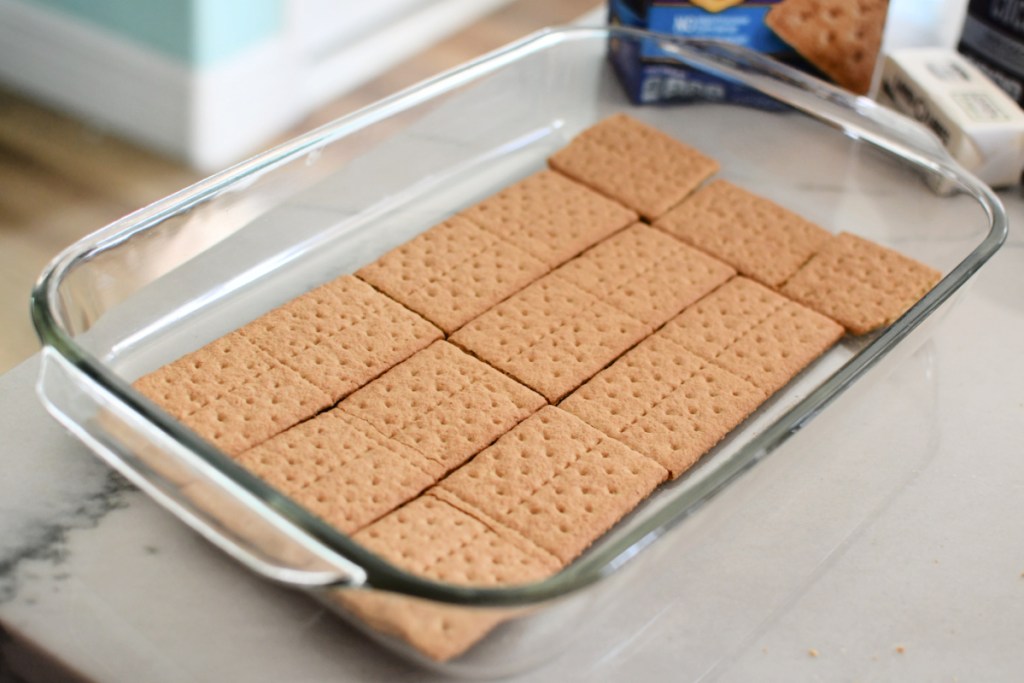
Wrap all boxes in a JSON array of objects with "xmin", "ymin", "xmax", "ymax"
[{"xmin": 609, "ymin": 0, "xmax": 890, "ymax": 105}]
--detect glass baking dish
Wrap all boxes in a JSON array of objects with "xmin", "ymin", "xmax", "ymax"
[{"xmin": 31, "ymin": 27, "xmax": 1005, "ymax": 677}]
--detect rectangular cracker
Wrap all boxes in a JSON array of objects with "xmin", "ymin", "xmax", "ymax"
[
  {"xmin": 449, "ymin": 275, "xmax": 651, "ymax": 403},
  {"xmin": 766, "ymin": 0, "xmax": 889, "ymax": 94},
  {"xmin": 654, "ymin": 180, "xmax": 831, "ymax": 288},
  {"xmin": 780, "ymin": 232, "xmax": 942, "ymax": 336},
  {"xmin": 244, "ymin": 275, "xmax": 442, "ymax": 403},
  {"xmin": 561, "ymin": 334, "xmax": 767, "ymax": 478},
  {"xmin": 555, "ymin": 223, "xmax": 735, "ymax": 327},
  {"xmin": 235, "ymin": 410, "xmax": 442, "ymax": 533},
  {"xmin": 236, "ymin": 341, "xmax": 541, "ymax": 534},
  {"xmin": 549, "ymin": 114, "xmax": 719, "ymax": 220},
  {"xmin": 344, "ymin": 494, "xmax": 561, "ymax": 661},
  {"xmin": 356, "ymin": 215, "xmax": 549, "ymax": 334},
  {"xmin": 460, "ymin": 169, "xmax": 638, "ymax": 267},
  {"xmin": 133, "ymin": 330, "xmax": 332, "ymax": 456},
  {"xmin": 434, "ymin": 406, "xmax": 668, "ymax": 564},
  {"xmin": 342, "ymin": 341, "xmax": 546, "ymax": 473},
  {"xmin": 660, "ymin": 277, "xmax": 845, "ymax": 396}
]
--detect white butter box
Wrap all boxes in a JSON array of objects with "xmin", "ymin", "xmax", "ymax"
[{"xmin": 879, "ymin": 47, "xmax": 1024, "ymax": 189}]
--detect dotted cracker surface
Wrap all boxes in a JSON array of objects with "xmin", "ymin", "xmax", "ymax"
[
  {"xmin": 449, "ymin": 275, "xmax": 651, "ymax": 403},
  {"xmin": 660, "ymin": 277, "xmax": 844, "ymax": 396},
  {"xmin": 561, "ymin": 333, "xmax": 767, "ymax": 478},
  {"xmin": 549, "ymin": 114, "xmax": 719, "ymax": 220},
  {"xmin": 780, "ymin": 232, "xmax": 942, "ymax": 335},
  {"xmin": 244, "ymin": 275, "xmax": 442, "ymax": 404},
  {"xmin": 233, "ymin": 342, "xmax": 541, "ymax": 535},
  {"xmin": 435, "ymin": 407, "xmax": 667, "ymax": 564},
  {"xmin": 342, "ymin": 341, "xmax": 545, "ymax": 473},
  {"xmin": 461, "ymin": 169, "xmax": 638, "ymax": 267},
  {"xmin": 235, "ymin": 410, "xmax": 440, "ymax": 533},
  {"xmin": 131, "ymin": 113, "xmax": 940, "ymax": 664},
  {"xmin": 356, "ymin": 215, "xmax": 548, "ymax": 334},
  {"xmin": 344, "ymin": 494, "xmax": 560, "ymax": 661},
  {"xmin": 555, "ymin": 223, "xmax": 735, "ymax": 327},
  {"xmin": 766, "ymin": 0, "xmax": 889, "ymax": 94},
  {"xmin": 655, "ymin": 180, "xmax": 831, "ymax": 288},
  {"xmin": 134, "ymin": 331, "xmax": 332, "ymax": 456}
]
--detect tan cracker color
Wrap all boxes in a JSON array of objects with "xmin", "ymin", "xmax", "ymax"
[
  {"xmin": 660, "ymin": 277, "xmax": 844, "ymax": 396},
  {"xmin": 356, "ymin": 215, "xmax": 548, "ymax": 334},
  {"xmin": 341, "ymin": 340, "xmax": 546, "ymax": 473},
  {"xmin": 548, "ymin": 113, "xmax": 719, "ymax": 220},
  {"xmin": 765, "ymin": 0, "xmax": 889, "ymax": 94},
  {"xmin": 460, "ymin": 169, "xmax": 638, "ymax": 267},
  {"xmin": 235, "ymin": 342, "xmax": 541, "ymax": 533},
  {"xmin": 449, "ymin": 274, "xmax": 651, "ymax": 403},
  {"xmin": 654, "ymin": 180, "xmax": 831, "ymax": 288},
  {"xmin": 560, "ymin": 334, "xmax": 767, "ymax": 478},
  {"xmin": 342, "ymin": 494, "xmax": 562, "ymax": 662},
  {"xmin": 234, "ymin": 410, "xmax": 441, "ymax": 533},
  {"xmin": 434, "ymin": 406, "xmax": 668, "ymax": 564},
  {"xmin": 780, "ymin": 232, "xmax": 942, "ymax": 335},
  {"xmin": 243, "ymin": 275, "xmax": 442, "ymax": 404},
  {"xmin": 133, "ymin": 330, "xmax": 332, "ymax": 456},
  {"xmin": 555, "ymin": 223, "xmax": 736, "ymax": 327},
  {"xmin": 563, "ymin": 278, "xmax": 842, "ymax": 477}
]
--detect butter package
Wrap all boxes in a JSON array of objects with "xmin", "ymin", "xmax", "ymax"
[
  {"xmin": 878, "ymin": 47, "xmax": 1024, "ymax": 189},
  {"xmin": 609, "ymin": 0, "xmax": 890, "ymax": 105}
]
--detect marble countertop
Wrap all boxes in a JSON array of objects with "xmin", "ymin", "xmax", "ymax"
[
  {"xmin": 4, "ymin": 5, "xmax": 1023, "ymax": 681},
  {"xmin": 3, "ymin": 199, "xmax": 1022, "ymax": 682}
]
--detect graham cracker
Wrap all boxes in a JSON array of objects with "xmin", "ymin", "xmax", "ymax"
[
  {"xmin": 356, "ymin": 215, "xmax": 548, "ymax": 334},
  {"xmin": 435, "ymin": 406, "xmax": 668, "ymax": 564},
  {"xmin": 449, "ymin": 274, "xmax": 651, "ymax": 403},
  {"xmin": 244, "ymin": 275, "xmax": 442, "ymax": 404},
  {"xmin": 766, "ymin": 0, "xmax": 889, "ymax": 94},
  {"xmin": 654, "ymin": 180, "xmax": 832, "ymax": 288},
  {"xmin": 133, "ymin": 330, "xmax": 332, "ymax": 456},
  {"xmin": 344, "ymin": 494, "xmax": 561, "ymax": 661},
  {"xmin": 548, "ymin": 114, "xmax": 719, "ymax": 220},
  {"xmin": 555, "ymin": 223, "xmax": 735, "ymax": 327},
  {"xmin": 561, "ymin": 330, "xmax": 767, "ymax": 478},
  {"xmin": 461, "ymin": 169, "xmax": 638, "ymax": 268},
  {"xmin": 342, "ymin": 341, "xmax": 546, "ymax": 473},
  {"xmin": 660, "ymin": 277, "xmax": 845, "ymax": 395},
  {"xmin": 235, "ymin": 410, "xmax": 442, "ymax": 533},
  {"xmin": 780, "ymin": 232, "xmax": 942, "ymax": 335}
]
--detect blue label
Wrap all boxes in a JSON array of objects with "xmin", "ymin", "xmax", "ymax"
[{"xmin": 643, "ymin": 4, "xmax": 791, "ymax": 57}]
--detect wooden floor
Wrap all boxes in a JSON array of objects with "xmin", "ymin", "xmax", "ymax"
[{"xmin": 0, "ymin": 0, "xmax": 599, "ymax": 374}]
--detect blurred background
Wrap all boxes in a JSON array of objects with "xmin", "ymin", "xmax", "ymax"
[
  {"xmin": 0, "ymin": 0, "xmax": 597, "ymax": 374},
  {"xmin": 0, "ymin": 0, "xmax": 970, "ymax": 375}
]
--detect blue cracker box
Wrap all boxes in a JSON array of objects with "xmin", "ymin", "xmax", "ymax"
[{"xmin": 608, "ymin": 0, "xmax": 813, "ymax": 106}]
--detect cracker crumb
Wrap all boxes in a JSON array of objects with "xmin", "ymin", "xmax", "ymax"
[
  {"xmin": 896, "ymin": 645, "xmax": 906, "ymax": 654},
  {"xmin": 808, "ymin": 648, "xmax": 819, "ymax": 658}
]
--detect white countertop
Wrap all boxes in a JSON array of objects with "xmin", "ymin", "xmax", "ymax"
[{"xmin": 3, "ymin": 3, "xmax": 1023, "ymax": 681}]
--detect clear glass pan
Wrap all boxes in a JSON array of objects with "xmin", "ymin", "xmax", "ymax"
[{"xmin": 31, "ymin": 27, "xmax": 1006, "ymax": 677}]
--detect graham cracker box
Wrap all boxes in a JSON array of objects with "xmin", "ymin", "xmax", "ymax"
[{"xmin": 608, "ymin": 0, "xmax": 890, "ymax": 105}]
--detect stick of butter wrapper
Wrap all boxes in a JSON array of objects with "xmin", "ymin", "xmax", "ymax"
[{"xmin": 878, "ymin": 47, "xmax": 1024, "ymax": 189}]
